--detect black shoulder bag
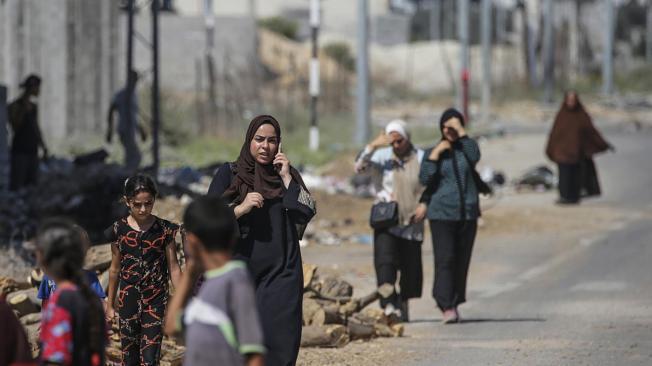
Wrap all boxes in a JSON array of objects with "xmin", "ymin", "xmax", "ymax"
[{"xmin": 369, "ymin": 201, "xmax": 398, "ymax": 230}]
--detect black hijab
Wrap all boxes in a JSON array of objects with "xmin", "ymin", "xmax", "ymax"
[
  {"xmin": 223, "ymin": 115, "xmax": 308, "ymax": 204},
  {"xmin": 439, "ymin": 108, "xmax": 466, "ymax": 135}
]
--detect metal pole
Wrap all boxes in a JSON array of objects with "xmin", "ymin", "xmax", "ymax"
[
  {"xmin": 457, "ymin": 0, "xmax": 470, "ymax": 121},
  {"xmin": 151, "ymin": 0, "xmax": 161, "ymax": 175},
  {"xmin": 602, "ymin": 0, "xmax": 614, "ymax": 95},
  {"xmin": 309, "ymin": 0, "xmax": 320, "ymax": 151},
  {"xmin": 496, "ymin": 4, "xmax": 506, "ymax": 44},
  {"xmin": 646, "ymin": 0, "xmax": 652, "ymax": 63},
  {"xmin": 204, "ymin": 0, "xmax": 218, "ymax": 132},
  {"xmin": 356, "ymin": 0, "xmax": 370, "ymax": 145},
  {"xmin": 126, "ymin": 0, "xmax": 135, "ymax": 164},
  {"xmin": 0, "ymin": 85, "xmax": 8, "ymax": 191},
  {"xmin": 430, "ymin": 0, "xmax": 441, "ymax": 41},
  {"xmin": 481, "ymin": 0, "xmax": 491, "ymax": 124},
  {"xmin": 569, "ymin": 0, "xmax": 580, "ymax": 81},
  {"xmin": 543, "ymin": 0, "xmax": 554, "ymax": 103}
]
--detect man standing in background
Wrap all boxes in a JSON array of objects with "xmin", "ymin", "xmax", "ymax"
[
  {"xmin": 106, "ymin": 70, "xmax": 147, "ymax": 171},
  {"xmin": 8, "ymin": 74, "xmax": 48, "ymax": 191}
]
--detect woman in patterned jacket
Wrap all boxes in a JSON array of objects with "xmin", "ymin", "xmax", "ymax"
[
  {"xmin": 420, "ymin": 108, "xmax": 482, "ymax": 324},
  {"xmin": 105, "ymin": 174, "xmax": 182, "ymax": 366}
]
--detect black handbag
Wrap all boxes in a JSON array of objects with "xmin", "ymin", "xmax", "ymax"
[{"xmin": 369, "ymin": 201, "xmax": 399, "ymax": 230}]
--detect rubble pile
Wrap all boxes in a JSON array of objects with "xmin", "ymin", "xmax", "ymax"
[
  {"xmin": 301, "ymin": 218, "xmax": 372, "ymax": 247},
  {"xmin": 0, "ymin": 158, "xmax": 130, "ymax": 245},
  {"xmin": 514, "ymin": 165, "xmax": 556, "ymax": 191},
  {"xmin": 0, "ymin": 156, "xmax": 224, "ymax": 247},
  {"xmin": 300, "ymin": 264, "xmax": 404, "ymax": 348},
  {"xmin": 1, "ymin": 251, "xmax": 186, "ymax": 363}
]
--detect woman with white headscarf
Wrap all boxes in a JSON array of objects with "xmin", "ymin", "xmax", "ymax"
[{"xmin": 355, "ymin": 120, "xmax": 426, "ymax": 321}]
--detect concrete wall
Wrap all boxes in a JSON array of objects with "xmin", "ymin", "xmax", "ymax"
[
  {"xmin": 0, "ymin": 0, "xmax": 119, "ymax": 140},
  {"xmin": 173, "ymin": 0, "xmax": 391, "ymax": 44},
  {"xmin": 126, "ymin": 14, "xmax": 257, "ymax": 93},
  {"xmin": 370, "ymin": 41, "xmax": 524, "ymax": 94}
]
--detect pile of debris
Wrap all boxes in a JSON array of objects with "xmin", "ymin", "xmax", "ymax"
[
  {"xmin": 1, "ymin": 245, "xmax": 186, "ymax": 364},
  {"xmin": 513, "ymin": 165, "xmax": 556, "ymax": 192},
  {"xmin": 0, "ymin": 156, "xmax": 130, "ymax": 246},
  {"xmin": 300, "ymin": 264, "xmax": 404, "ymax": 348},
  {"xmin": 0, "ymin": 153, "xmax": 224, "ymax": 247}
]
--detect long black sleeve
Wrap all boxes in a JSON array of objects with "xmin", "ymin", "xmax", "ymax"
[
  {"xmin": 207, "ymin": 163, "xmax": 233, "ymax": 197},
  {"xmin": 282, "ymin": 181, "xmax": 316, "ymax": 225}
]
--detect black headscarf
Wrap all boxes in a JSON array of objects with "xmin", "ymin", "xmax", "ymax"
[
  {"xmin": 439, "ymin": 108, "xmax": 466, "ymax": 135},
  {"xmin": 223, "ymin": 115, "xmax": 308, "ymax": 204}
]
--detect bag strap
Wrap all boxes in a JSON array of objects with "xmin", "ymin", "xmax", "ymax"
[
  {"xmin": 419, "ymin": 149, "xmax": 443, "ymax": 205},
  {"xmin": 460, "ymin": 148, "xmax": 493, "ymax": 195}
]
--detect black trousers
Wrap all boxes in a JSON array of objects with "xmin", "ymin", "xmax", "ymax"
[
  {"xmin": 117, "ymin": 283, "xmax": 166, "ymax": 366},
  {"xmin": 558, "ymin": 163, "xmax": 581, "ymax": 203},
  {"xmin": 10, "ymin": 152, "xmax": 38, "ymax": 191},
  {"xmin": 373, "ymin": 229, "xmax": 423, "ymax": 308},
  {"xmin": 429, "ymin": 220, "xmax": 477, "ymax": 311}
]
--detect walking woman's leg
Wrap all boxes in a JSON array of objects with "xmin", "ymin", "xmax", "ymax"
[
  {"xmin": 558, "ymin": 163, "xmax": 580, "ymax": 203},
  {"xmin": 374, "ymin": 230, "xmax": 400, "ymax": 308},
  {"xmin": 117, "ymin": 284, "xmax": 141, "ymax": 366},
  {"xmin": 429, "ymin": 220, "xmax": 457, "ymax": 311},
  {"xmin": 558, "ymin": 163, "xmax": 570, "ymax": 201},
  {"xmin": 568, "ymin": 163, "xmax": 581, "ymax": 202},
  {"xmin": 453, "ymin": 220, "xmax": 478, "ymax": 308}
]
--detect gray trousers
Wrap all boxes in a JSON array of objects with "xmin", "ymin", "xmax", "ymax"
[{"xmin": 119, "ymin": 132, "xmax": 141, "ymax": 171}]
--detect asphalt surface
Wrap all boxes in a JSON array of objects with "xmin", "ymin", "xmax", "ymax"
[{"xmin": 403, "ymin": 130, "xmax": 652, "ymax": 365}]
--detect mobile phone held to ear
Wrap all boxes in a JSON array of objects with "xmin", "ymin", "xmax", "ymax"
[{"xmin": 275, "ymin": 143, "xmax": 283, "ymax": 171}]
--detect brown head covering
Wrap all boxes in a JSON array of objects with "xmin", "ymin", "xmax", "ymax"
[
  {"xmin": 223, "ymin": 115, "xmax": 308, "ymax": 204},
  {"xmin": 546, "ymin": 92, "xmax": 610, "ymax": 164}
]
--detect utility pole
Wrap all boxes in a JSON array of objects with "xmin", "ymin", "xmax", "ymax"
[
  {"xmin": 542, "ymin": 0, "xmax": 554, "ymax": 103},
  {"xmin": 602, "ymin": 0, "xmax": 614, "ymax": 95},
  {"xmin": 647, "ymin": 0, "xmax": 652, "ymax": 62},
  {"xmin": 151, "ymin": 0, "xmax": 161, "ymax": 176},
  {"xmin": 0, "ymin": 85, "xmax": 8, "ymax": 191},
  {"xmin": 457, "ymin": 0, "xmax": 470, "ymax": 122},
  {"xmin": 309, "ymin": 0, "xmax": 320, "ymax": 151},
  {"xmin": 356, "ymin": 0, "xmax": 370, "ymax": 145},
  {"xmin": 496, "ymin": 4, "xmax": 506, "ymax": 44},
  {"xmin": 569, "ymin": 0, "xmax": 580, "ymax": 81},
  {"xmin": 203, "ymin": 0, "xmax": 218, "ymax": 133},
  {"xmin": 126, "ymin": 0, "xmax": 135, "ymax": 161},
  {"xmin": 481, "ymin": 0, "xmax": 492, "ymax": 124},
  {"xmin": 430, "ymin": 0, "xmax": 441, "ymax": 41}
]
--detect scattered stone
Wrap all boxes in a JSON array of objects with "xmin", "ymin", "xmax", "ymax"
[
  {"xmin": 20, "ymin": 312, "xmax": 41, "ymax": 326},
  {"xmin": 8, "ymin": 290, "xmax": 40, "ymax": 317},
  {"xmin": 0, "ymin": 276, "xmax": 19, "ymax": 295},
  {"xmin": 85, "ymin": 243, "xmax": 112, "ymax": 272}
]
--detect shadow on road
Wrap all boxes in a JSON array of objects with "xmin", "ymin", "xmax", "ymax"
[
  {"xmin": 409, "ymin": 317, "xmax": 546, "ymax": 324},
  {"xmin": 458, "ymin": 317, "xmax": 546, "ymax": 324}
]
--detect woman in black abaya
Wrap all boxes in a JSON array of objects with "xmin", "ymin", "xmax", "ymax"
[{"xmin": 208, "ymin": 115, "xmax": 316, "ymax": 366}]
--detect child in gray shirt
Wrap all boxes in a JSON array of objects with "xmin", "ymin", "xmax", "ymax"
[{"xmin": 165, "ymin": 196, "xmax": 265, "ymax": 366}]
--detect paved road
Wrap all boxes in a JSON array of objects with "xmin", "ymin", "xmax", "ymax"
[{"xmin": 402, "ymin": 130, "xmax": 652, "ymax": 365}]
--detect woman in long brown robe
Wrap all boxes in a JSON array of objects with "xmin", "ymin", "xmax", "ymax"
[{"xmin": 546, "ymin": 91, "xmax": 613, "ymax": 204}]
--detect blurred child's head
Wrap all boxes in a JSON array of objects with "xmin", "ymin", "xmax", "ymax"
[
  {"xmin": 183, "ymin": 196, "xmax": 237, "ymax": 258},
  {"xmin": 72, "ymin": 224, "xmax": 91, "ymax": 252},
  {"xmin": 123, "ymin": 174, "xmax": 158, "ymax": 221},
  {"xmin": 35, "ymin": 218, "xmax": 85, "ymax": 281}
]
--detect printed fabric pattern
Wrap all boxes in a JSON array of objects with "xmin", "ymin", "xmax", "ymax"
[{"xmin": 106, "ymin": 217, "xmax": 180, "ymax": 366}]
